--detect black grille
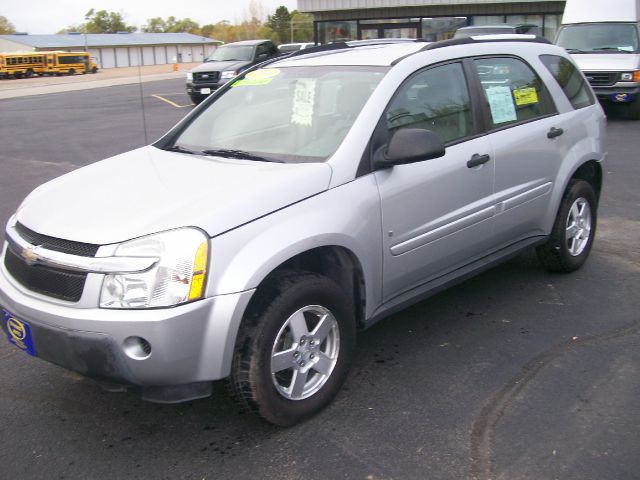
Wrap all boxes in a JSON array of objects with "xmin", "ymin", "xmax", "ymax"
[
  {"xmin": 15, "ymin": 222, "xmax": 99, "ymax": 257},
  {"xmin": 193, "ymin": 71, "xmax": 220, "ymax": 83},
  {"xmin": 4, "ymin": 247, "xmax": 87, "ymax": 302},
  {"xmin": 583, "ymin": 72, "xmax": 618, "ymax": 87}
]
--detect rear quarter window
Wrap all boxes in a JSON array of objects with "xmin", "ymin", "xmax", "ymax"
[{"xmin": 539, "ymin": 55, "xmax": 595, "ymax": 110}]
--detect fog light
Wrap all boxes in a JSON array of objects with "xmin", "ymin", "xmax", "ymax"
[{"xmin": 123, "ymin": 336, "xmax": 152, "ymax": 360}]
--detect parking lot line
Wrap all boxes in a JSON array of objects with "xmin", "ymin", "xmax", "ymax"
[{"xmin": 152, "ymin": 94, "xmax": 191, "ymax": 108}]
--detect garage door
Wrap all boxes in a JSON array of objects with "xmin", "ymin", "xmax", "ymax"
[
  {"xmin": 154, "ymin": 46, "xmax": 167, "ymax": 65},
  {"xmin": 178, "ymin": 45, "xmax": 194, "ymax": 63},
  {"xmin": 166, "ymin": 45, "xmax": 178, "ymax": 63},
  {"xmin": 129, "ymin": 48, "xmax": 141, "ymax": 66},
  {"xmin": 142, "ymin": 47, "xmax": 155, "ymax": 65},
  {"xmin": 193, "ymin": 45, "xmax": 205, "ymax": 63},
  {"xmin": 100, "ymin": 48, "xmax": 116, "ymax": 69},
  {"xmin": 115, "ymin": 48, "xmax": 129, "ymax": 68}
]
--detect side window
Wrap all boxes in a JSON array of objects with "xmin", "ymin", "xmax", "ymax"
[
  {"xmin": 473, "ymin": 57, "xmax": 555, "ymax": 128},
  {"xmin": 539, "ymin": 54, "xmax": 595, "ymax": 110},
  {"xmin": 385, "ymin": 62, "xmax": 474, "ymax": 144}
]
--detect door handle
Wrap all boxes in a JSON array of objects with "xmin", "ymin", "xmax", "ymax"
[
  {"xmin": 547, "ymin": 127, "xmax": 564, "ymax": 139},
  {"xmin": 467, "ymin": 153, "xmax": 491, "ymax": 168}
]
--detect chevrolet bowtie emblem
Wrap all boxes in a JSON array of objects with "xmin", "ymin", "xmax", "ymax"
[{"xmin": 20, "ymin": 246, "xmax": 39, "ymax": 266}]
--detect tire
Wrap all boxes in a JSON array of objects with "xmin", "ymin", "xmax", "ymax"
[
  {"xmin": 68, "ymin": 68, "xmax": 75, "ymax": 76},
  {"xmin": 628, "ymin": 96, "xmax": 640, "ymax": 120},
  {"xmin": 189, "ymin": 95, "xmax": 202, "ymax": 105},
  {"xmin": 91, "ymin": 67, "xmax": 98, "ymax": 74},
  {"xmin": 25, "ymin": 69, "xmax": 34, "ymax": 78},
  {"xmin": 536, "ymin": 179, "xmax": 598, "ymax": 273},
  {"xmin": 229, "ymin": 271, "xmax": 356, "ymax": 426}
]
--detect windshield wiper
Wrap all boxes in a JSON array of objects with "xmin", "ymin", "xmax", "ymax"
[
  {"xmin": 565, "ymin": 48, "xmax": 589, "ymax": 54},
  {"xmin": 162, "ymin": 145, "xmax": 197, "ymax": 154},
  {"xmin": 592, "ymin": 47, "xmax": 634, "ymax": 53},
  {"xmin": 201, "ymin": 149, "xmax": 282, "ymax": 163}
]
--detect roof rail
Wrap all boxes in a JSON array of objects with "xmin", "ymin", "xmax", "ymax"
[
  {"xmin": 421, "ymin": 34, "xmax": 551, "ymax": 51},
  {"xmin": 285, "ymin": 41, "xmax": 351, "ymax": 59}
]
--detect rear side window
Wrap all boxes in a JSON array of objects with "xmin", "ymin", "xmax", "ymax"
[
  {"xmin": 539, "ymin": 55, "xmax": 595, "ymax": 110},
  {"xmin": 473, "ymin": 57, "xmax": 556, "ymax": 129}
]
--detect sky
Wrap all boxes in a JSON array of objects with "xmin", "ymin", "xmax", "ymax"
[{"xmin": 3, "ymin": 0, "xmax": 299, "ymax": 34}]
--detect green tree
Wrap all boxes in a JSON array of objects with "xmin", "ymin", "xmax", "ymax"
[
  {"xmin": 290, "ymin": 11, "xmax": 313, "ymax": 43},
  {"xmin": 266, "ymin": 6, "xmax": 291, "ymax": 43},
  {"xmin": 0, "ymin": 15, "xmax": 15, "ymax": 34},
  {"xmin": 143, "ymin": 17, "xmax": 167, "ymax": 33},
  {"xmin": 81, "ymin": 9, "xmax": 136, "ymax": 33}
]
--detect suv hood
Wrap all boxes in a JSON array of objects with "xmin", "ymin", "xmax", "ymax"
[
  {"xmin": 569, "ymin": 53, "xmax": 640, "ymax": 71},
  {"xmin": 190, "ymin": 60, "xmax": 249, "ymax": 73},
  {"xmin": 16, "ymin": 146, "xmax": 332, "ymax": 245}
]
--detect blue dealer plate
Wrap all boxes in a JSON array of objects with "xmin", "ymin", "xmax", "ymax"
[
  {"xmin": 2, "ymin": 308, "xmax": 36, "ymax": 356},
  {"xmin": 611, "ymin": 93, "xmax": 632, "ymax": 103}
]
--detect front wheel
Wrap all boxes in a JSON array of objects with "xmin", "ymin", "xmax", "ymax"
[
  {"xmin": 229, "ymin": 272, "xmax": 356, "ymax": 426},
  {"xmin": 536, "ymin": 179, "xmax": 598, "ymax": 272},
  {"xmin": 68, "ymin": 68, "xmax": 75, "ymax": 76}
]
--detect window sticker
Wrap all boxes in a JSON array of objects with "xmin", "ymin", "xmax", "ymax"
[
  {"xmin": 513, "ymin": 87, "xmax": 539, "ymax": 106},
  {"xmin": 232, "ymin": 68, "xmax": 280, "ymax": 87},
  {"xmin": 485, "ymin": 86, "xmax": 517, "ymax": 124},
  {"xmin": 291, "ymin": 78, "xmax": 316, "ymax": 126}
]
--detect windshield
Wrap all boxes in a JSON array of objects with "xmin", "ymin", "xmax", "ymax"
[
  {"xmin": 206, "ymin": 45, "xmax": 255, "ymax": 62},
  {"xmin": 556, "ymin": 23, "xmax": 640, "ymax": 53},
  {"xmin": 172, "ymin": 65, "xmax": 388, "ymax": 163}
]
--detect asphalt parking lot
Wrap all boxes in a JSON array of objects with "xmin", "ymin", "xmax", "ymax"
[{"xmin": 0, "ymin": 78, "xmax": 639, "ymax": 480}]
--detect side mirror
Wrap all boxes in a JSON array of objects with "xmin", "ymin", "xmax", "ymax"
[
  {"xmin": 374, "ymin": 128, "xmax": 446, "ymax": 169},
  {"xmin": 256, "ymin": 53, "xmax": 268, "ymax": 61}
]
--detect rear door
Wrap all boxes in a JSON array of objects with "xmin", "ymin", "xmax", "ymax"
[
  {"xmin": 375, "ymin": 61, "xmax": 495, "ymax": 301},
  {"xmin": 470, "ymin": 55, "xmax": 569, "ymax": 247}
]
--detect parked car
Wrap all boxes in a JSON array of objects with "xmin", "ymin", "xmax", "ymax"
[
  {"xmin": 555, "ymin": 0, "xmax": 640, "ymax": 119},
  {"xmin": 1, "ymin": 36, "xmax": 605, "ymax": 426},
  {"xmin": 278, "ymin": 42, "xmax": 315, "ymax": 54},
  {"xmin": 454, "ymin": 24, "xmax": 541, "ymax": 38},
  {"xmin": 186, "ymin": 39, "xmax": 280, "ymax": 104}
]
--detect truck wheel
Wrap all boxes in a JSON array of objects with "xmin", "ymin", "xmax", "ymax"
[
  {"xmin": 68, "ymin": 68, "xmax": 75, "ymax": 76},
  {"xmin": 91, "ymin": 67, "xmax": 98, "ymax": 74},
  {"xmin": 536, "ymin": 179, "xmax": 597, "ymax": 273},
  {"xmin": 25, "ymin": 69, "xmax": 34, "ymax": 78},
  {"xmin": 628, "ymin": 96, "xmax": 640, "ymax": 120},
  {"xmin": 229, "ymin": 271, "xmax": 356, "ymax": 426}
]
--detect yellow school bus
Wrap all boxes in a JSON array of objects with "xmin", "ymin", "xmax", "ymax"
[
  {"xmin": 42, "ymin": 51, "xmax": 99, "ymax": 76},
  {"xmin": 0, "ymin": 51, "xmax": 98, "ymax": 79},
  {"xmin": 0, "ymin": 52, "xmax": 46, "ymax": 78}
]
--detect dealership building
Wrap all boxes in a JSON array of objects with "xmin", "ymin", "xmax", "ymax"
[
  {"xmin": 0, "ymin": 33, "xmax": 222, "ymax": 69},
  {"xmin": 298, "ymin": 0, "xmax": 567, "ymax": 43}
]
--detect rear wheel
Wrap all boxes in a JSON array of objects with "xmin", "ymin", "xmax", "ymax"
[
  {"xmin": 25, "ymin": 69, "xmax": 34, "ymax": 78},
  {"xmin": 229, "ymin": 272, "xmax": 356, "ymax": 426},
  {"xmin": 536, "ymin": 179, "xmax": 597, "ymax": 272},
  {"xmin": 91, "ymin": 66, "xmax": 98, "ymax": 74},
  {"xmin": 68, "ymin": 68, "xmax": 75, "ymax": 76}
]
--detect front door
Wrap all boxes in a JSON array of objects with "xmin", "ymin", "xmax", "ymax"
[{"xmin": 375, "ymin": 61, "xmax": 495, "ymax": 301}]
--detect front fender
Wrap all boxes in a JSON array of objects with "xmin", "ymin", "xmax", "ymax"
[{"xmin": 207, "ymin": 174, "xmax": 384, "ymax": 319}]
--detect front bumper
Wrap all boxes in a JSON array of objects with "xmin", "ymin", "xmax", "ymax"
[
  {"xmin": 0, "ymin": 247, "xmax": 254, "ymax": 392},
  {"xmin": 186, "ymin": 81, "xmax": 222, "ymax": 97},
  {"xmin": 593, "ymin": 85, "xmax": 640, "ymax": 103}
]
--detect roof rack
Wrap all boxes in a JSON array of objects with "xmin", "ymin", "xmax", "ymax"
[
  {"xmin": 282, "ymin": 38, "xmax": 427, "ymax": 60},
  {"xmin": 421, "ymin": 34, "xmax": 551, "ymax": 51}
]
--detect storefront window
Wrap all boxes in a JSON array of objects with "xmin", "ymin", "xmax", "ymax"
[
  {"xmin": 421, "ymin": 17, "xmax": 468, "ymax": 41},
  {"xmin": 318, "ymin": 21, "xmax": 357, "ymax": 44},
  {"xmin": 543, "ymin": 14, "xmax": 562, "ymax": 41}
]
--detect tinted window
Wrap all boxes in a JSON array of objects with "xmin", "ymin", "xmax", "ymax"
[
  {"xmin": 386, "ymin": 62, "xmax": 474, "ymax": 144},
  {"xmin": 539, "ymin": 55, "xmax": 595, "ymax": 110},
  {"xmin": 474, "ymin": 57, "xmax": 555, "ymax": 128}
]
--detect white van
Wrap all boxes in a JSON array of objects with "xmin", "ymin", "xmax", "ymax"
[{"xmin": 555, "ymin": 0, "xmax": 640, "ymax": 118}]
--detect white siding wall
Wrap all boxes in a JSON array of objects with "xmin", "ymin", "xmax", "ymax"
[{"xmin": 299, "ymin": 0, "xmax": 564, "ymax": 11}]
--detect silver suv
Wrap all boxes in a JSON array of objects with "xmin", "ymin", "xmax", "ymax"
[{"xmin": 0, "ymin": 37, "xmax": 606, "ymax": 426}]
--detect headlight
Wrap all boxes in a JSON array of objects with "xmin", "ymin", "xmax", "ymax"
[
  {"xmin": 220, "ymin": 70, "xmax": 237, "ymax": 80},
  {"xmin": 620, "ymin": 71, "xmax": 640, "ymax": 82},
  {"xmin": 100, "ymin": 228, "xmax": 208, "ymax": 309},
  {"xmin": 187, "ymin": 72, "xmax": 193, "ymax": 81}
]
